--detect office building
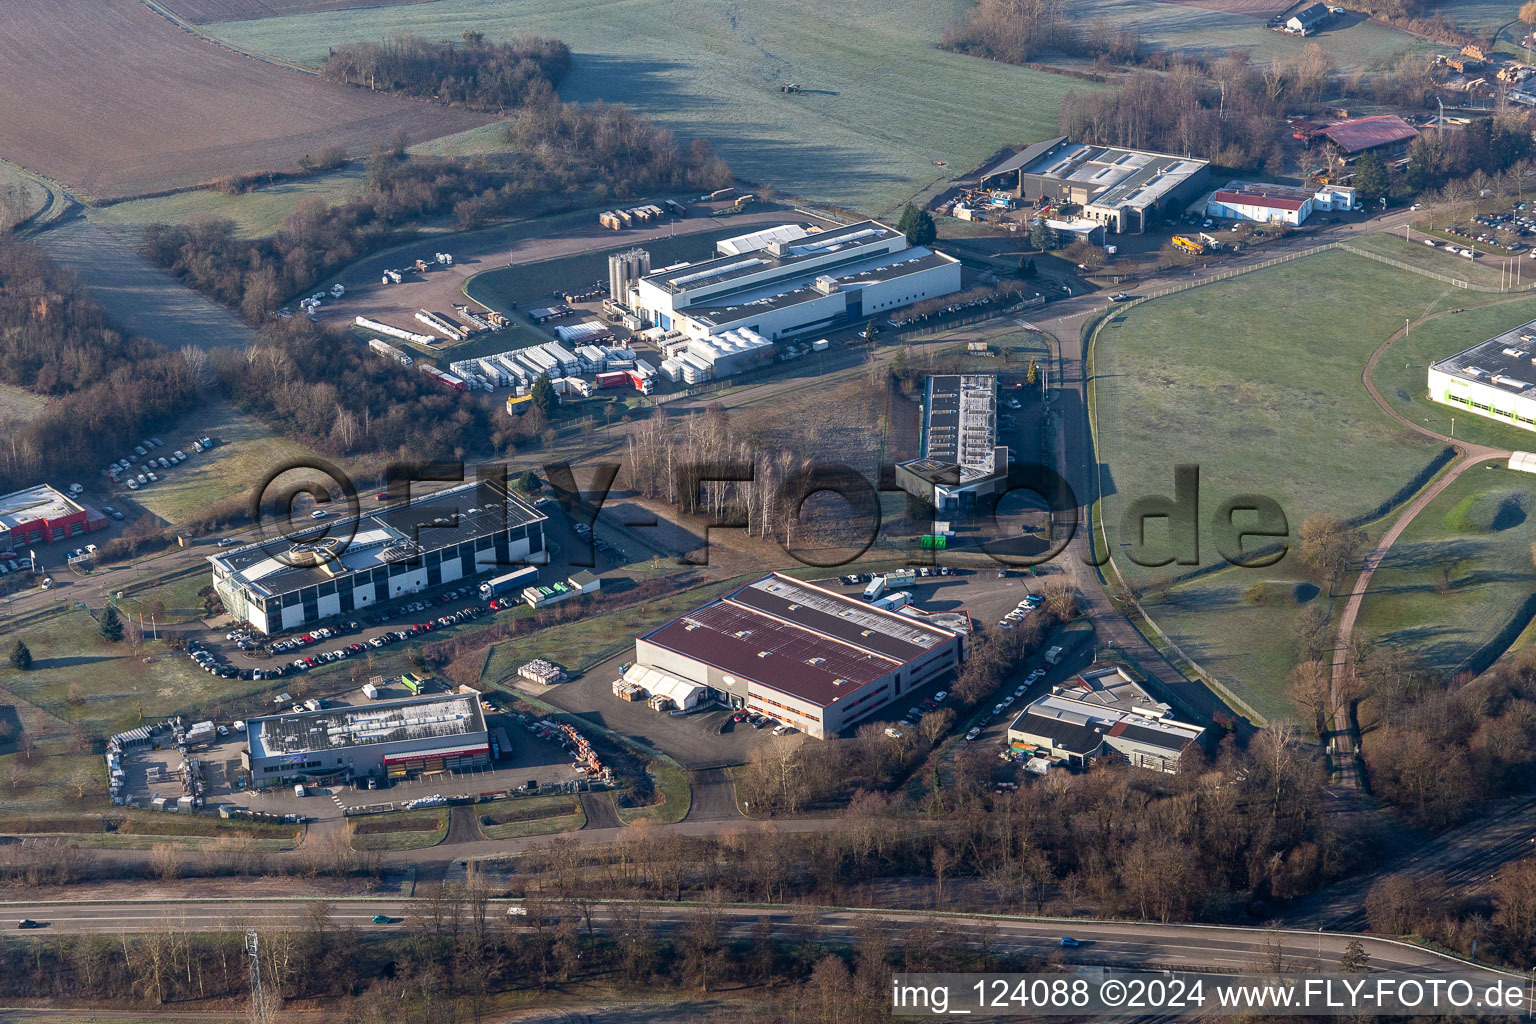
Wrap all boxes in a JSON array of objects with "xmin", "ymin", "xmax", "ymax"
[{"xmin": 1428, "ymin": 317, "xmax": 1536, "ymax": 432}]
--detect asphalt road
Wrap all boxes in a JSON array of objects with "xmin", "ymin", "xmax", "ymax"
[{"xmin": 0, "ymin": 898, "xmax": 1513, "ymax": 982}]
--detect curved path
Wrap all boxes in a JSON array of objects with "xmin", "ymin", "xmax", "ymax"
[{"xmin": 1328, "ymin": 312, "xmax": 1517, "ymax": 780}]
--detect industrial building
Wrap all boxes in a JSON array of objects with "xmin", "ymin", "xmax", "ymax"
[
  {"xmin": 1428, "ymin": 317, "xmax": 1536, "ymax": 433},
  {"xmin": 1318, "ymin": 114, "xmax": 1418, "ymax": 156},
  {"xmin": 628, "ymin": 573, "xmax": 964, "ymax": 738},
  {"xmin": 0, "ymin": 484, "xmax": 108, "ymax": 551},
  {"xmin": 211, "ymin": 480, "xmax": 546, "ymax": 635},
  {"xmin": 1006, "ymin": 666, "xmax": 1206, "ymax": 774},
  {"xmin": 242, "ymin": 693, "xmax": 490, "ymax": 788},
  {"xmin": 658, "ymin": 327, "xmax": 776, "ymax": 384},
  {"xmin": 1203, "ymin": 181, "xmax": 1357, "ymax": 225},
  {"xmin": 895, "ymin": 375, "xmax": 1009, "ymax": 514},
  {"xmin": 979, "ymin": 137, "xmax": 1210, "ymax": 234},
  {"xmin": 608, "ymin": 248, "xmax": 652, "ymax": 309},
  {"xmin": 631, "ymin": 220, "xmax": 962, "ymax": 342}
]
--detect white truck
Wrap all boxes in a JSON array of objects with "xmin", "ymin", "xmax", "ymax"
[
  {"xmin": 862, "ymin": 575, "xmax": 887, "ymax": 601},
  {"xmin": 480, "ymin": 565, "xmax": 539, "ymax": 600}
]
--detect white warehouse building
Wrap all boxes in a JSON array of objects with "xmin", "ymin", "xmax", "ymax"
[
  {"xmin": 1428, "ymin": 317, "xmax": 1536, "ymax": 432},
  {"xmin": 211, "ymin": 481, "xmax": 546, "ymax": 635},
  {"xmin": 631, "ymin": 220, "xmax": 962, "ymax": 343},
  {"xmin": 1203, "ymin": 181, "xmax": 1357, "ymax": 226}
]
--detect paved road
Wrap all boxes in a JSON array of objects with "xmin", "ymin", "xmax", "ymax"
[{"xmin": 0, "ymin": 897, "xmax": 1512, "ymax": 981}]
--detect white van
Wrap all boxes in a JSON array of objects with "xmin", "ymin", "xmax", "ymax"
[{"xmin": 293, "ymin": 784, "xmax": 307, "ymax": 798}]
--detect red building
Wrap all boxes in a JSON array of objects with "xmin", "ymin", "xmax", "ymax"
[{"xmin": 0, "ymin": 484, "xmax": 107, "ymax": 551}]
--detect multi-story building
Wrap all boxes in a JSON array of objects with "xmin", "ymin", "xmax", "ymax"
[
  {"xmin": 895, "ymin": 374, "xmax": 1010, "ymax": 514},
  {"xmin": 242, "ymin": 693, "xmax": 489, "ymax": 788},
  {"xmin": 627, "ymin": 573, "xmax": 964, "ymax": 738},
  {"xmin": 631, "ymin": 219, "xmax": 962, "ymax": 343},
  {"xmin": 211, "ymin": 481, "xmax": 546, "ymax": 635}
]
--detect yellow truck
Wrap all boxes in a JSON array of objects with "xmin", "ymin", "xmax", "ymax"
[{"xmin": 1172, "ymin": 235, "xmax": 1205, "ymax": 255}]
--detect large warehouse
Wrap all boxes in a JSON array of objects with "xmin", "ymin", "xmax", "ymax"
[
  {"xmin": 0, "ymin": 484, "xmax": 108, "ymax": 551},
  {"xmin": 242, "ymin": 693, "xmax": 489, "ymax": 788},
  {"xmin": 631, "ymin": 219, "xmax": 962, "ymax": 342},
  {"xmin": 979, "ymin": 137, "xmax": 1210, "ymax": 234},
  {"xmin": 211, "ymin": 480, "xmax": 547, "ymax": 635},
  {"xmin": 1428, "ymin": 318, "xmax": 1536, "ymax": 432},
  {"xmin": 629, "ymin": 573, "xmax": 964, "ymax": 738},
  {"xmin": 895, "ymin": 374, "xmax": 1009, "ymax": 513}
]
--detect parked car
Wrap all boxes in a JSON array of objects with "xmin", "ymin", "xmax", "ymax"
[{"xmin": 965, "ymin": 727, "xmax": 981, "ymax": 741}]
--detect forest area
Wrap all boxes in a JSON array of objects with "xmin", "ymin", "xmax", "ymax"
[{"xmin": 322, "ymin": 31, "xmax": 573, "ymax": 111}]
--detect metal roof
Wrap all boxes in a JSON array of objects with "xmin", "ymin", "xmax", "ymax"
[
  {"xmin": 0, "ymin": 484, "xmax": 83, "ymax": 529},
  {"xmin": 1433, "ymin": 317, "xmax": 1536, "ymax": 394},
  {"xmin": 1320, "ymin": 115, "xmax": 1417, "ymax": 154},
  {"xmin": 247, "ymin": 693, "xmax": 486, "ymax": 760},
  {"xmin": 640, "ymin": 573, "xmax": 958, "ymax": 707}
]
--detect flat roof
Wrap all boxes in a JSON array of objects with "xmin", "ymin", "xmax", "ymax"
[
  {"xmin": 642, "ymin": 220, "xmax": 902, "ymax": 296},
  {"xmin": 640, "ymin": 573, "xmax": 957, "ymax": 708},
  {"xmin": 247, "ymin": 693, "xmax": 486, "ymax": 760},
  {"xmin": 211, "ymin": 481, "xmax": 544, "ymax": 599},
  {"xmin": 0, "ymin": 485, "xmax": 81, "ymax": 529},
  {"xmin": 1432, "ymin": 317, "xmax": 1536, "ymax": 394},
  {"xmin": 684, "ymin": 248, "xmax": 956, "ymax": 327},
  {"xmin": 922, "ymin": 375, "xmax": 997, "ymax": 481},
  {"xmin": 988, "ymin": 139, "xmax": 1207, "ymax": 212},
  {"xmin": 1011, "ymin": 690, "xmax": 1202, "ymax": 756}
]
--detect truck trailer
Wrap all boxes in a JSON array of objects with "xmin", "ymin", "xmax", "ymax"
[{"xmin": 480, "ymin": 565, "xmax": 539, "ymax": 599}]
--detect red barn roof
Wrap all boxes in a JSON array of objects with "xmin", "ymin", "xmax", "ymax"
[
  {"xmin": 1320, "ymin": 114, "xmax": 1417, "ymax": 154},
  {"xmin": 1211, "ymin": 188, "xmax": 1307, "ymax": 212}
]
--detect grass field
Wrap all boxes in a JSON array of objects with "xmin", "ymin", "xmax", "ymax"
[
  {"xmin": 206, "ymin": 0, "xmax": 1098, "ymax": 216},
  {"xmin": 1371, "ymin": 295, "xmax": 1536, "ymax": 455},
  {"xmin": 1094, "ymin": 250, "xmax": 1469, "ymax": 717},
  {"xmin": 1075, "ymin": 0, "xmax": 1420, "ymax": 69},
  {"xmin": 617, "ymin": 757, "xmax": 691, "ymax": 824},
  {"xmin": 1356, "ymin": 466, "xmax": 1536, "ymax": 677},
  {"xmin": 1345, "ymin": 232, "xmax": 1513, "ymax": 289},
  {"xmin": 0, "ymin": 382, "xmax": 46, "ymax": 423},
  {"xmin": 88, "ymin": 166, "xmax": 372, "ymax": 242},
  {"xmin": 477, "ymin": 793, "xmax": 585, "ymax": 839},
  {"xmin": 127, "ymin": 398, "xmax": 330, "ymax": 526}
]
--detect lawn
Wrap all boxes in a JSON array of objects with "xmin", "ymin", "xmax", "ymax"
[
  {"xmin": 87, "ymin": 164, "xmax": 372, "ymax": 241},
  {"xmin": 117, "ymin": 572, "xmax": 217, "ymax": 626},
  {"xmin": 205, "ymin": 0, "xmax": 1099, "ymax": 215},
  {"xmin": 1371, "ymin": 295, "xmax": 1536, "ymax": 454},
  {"xmin": 1344, "ymin": 232, "xmax": 1512, "ymax": 289},
  {"xmin": 616, "ymin": 756, "xmax": 691, "ymax": 824},
  {"xmin": 0, "ymin": 382, "xmax": 46, "ymax": 422},
  {"xmin": 1, "ymin": 608, "xmax": 284, "ymax": 740},
  {"xmin": 477, "ymin": 793, "xmax": 585, "ymax": 839},
  {"xmin": 347, "ymin": 807, "xmax": 449, "ymax": 851},
  {"xmin": 1093, "ymin": 250, "xmax": 1469, "ymax": 717},
  {"xmin": 1356, "ymin": 466, "xmax": 1536, "ymax": 678},
  {"xmin": 126, "ymin": 398, "xmax": 331, "ymax": 526}
]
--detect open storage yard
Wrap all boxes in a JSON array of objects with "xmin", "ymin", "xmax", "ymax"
[
  {"xmin": 0, "ymin": 0, "xmax": 486, "ymax": 200},
  {"xmin": 206, "ymin": 0, "xmax": 1097, "ymax": 216}
]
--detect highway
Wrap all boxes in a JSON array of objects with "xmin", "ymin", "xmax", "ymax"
[{"xmin": 0, "ymin": 898, "xmax": 1516, "ymax": 982}]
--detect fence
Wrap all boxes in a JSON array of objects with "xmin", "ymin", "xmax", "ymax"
[{"xmin": 1335, "ymin": 241, "xmax": 1536, "ymax": 293}]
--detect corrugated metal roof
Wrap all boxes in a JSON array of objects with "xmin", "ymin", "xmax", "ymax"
[{"xmin": 1321, "ymin": 115, "xmax": 1417, "ymax": 153}]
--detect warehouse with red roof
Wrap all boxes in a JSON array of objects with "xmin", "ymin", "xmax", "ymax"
[
  {"xmin": 1319, "ymin": 114, "xmax": 1418, "ymax": 155},
  {"xmin": 629, "ymin": 573, "xmax": 964, "ymax": 738}
]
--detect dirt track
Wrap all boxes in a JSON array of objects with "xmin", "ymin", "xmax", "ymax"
[{"xmin": 0, "ymin": 0, "xmax": 486, "ymax": 199}]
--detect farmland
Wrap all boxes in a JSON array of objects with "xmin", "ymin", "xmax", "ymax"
[
  {"xmin": 1093, "ymin": 251, "xmax": 1470, "ymax": 717},
  {"xmin": 0, "ymin": 0, "xmax": 487, "ymax": 200},
  {"xmin": 1073, "ymin": 0, "xmax": 1421, "ymax": 69},
  {"xmin": 206, "ymin": 0, "xmax": 1096, "ymax": 216},
  {"xmin": 160, "ymin": 0, "xmax": 434, "ymax": 23}
]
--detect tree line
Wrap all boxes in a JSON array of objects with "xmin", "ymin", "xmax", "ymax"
[
  {"xmin": 322, "ymin": 30, "xmax": 572, "ymax": 111},
  {"xmin": 0, "ymin": 239, "xmax": 202, "ymax": 492},
  {"xmin": 145, "ymin": 102, "xmax": 730, "ymax": 323}
]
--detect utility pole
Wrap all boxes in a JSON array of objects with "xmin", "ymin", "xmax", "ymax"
[{"xmin": 246, "ymin": 930, "xmax": 269, "ymax": 1024}]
